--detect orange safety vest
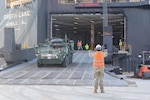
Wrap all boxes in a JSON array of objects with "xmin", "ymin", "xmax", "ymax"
[
  {"xmin": 93, "ymin": 51, "xmax": 105, "ymax": 68},
  {"xmin": 77, "ymin": 41, "xmax": 82, "ymax": 46}
]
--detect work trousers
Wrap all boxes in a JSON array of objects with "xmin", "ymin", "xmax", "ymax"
[
  {"xmin": 78, "ymin": 46, "xmax": 83, "ymax": 50},
  {"xmin": 93, "ymin": 67, "xmax": 104, "ymax": 90}
]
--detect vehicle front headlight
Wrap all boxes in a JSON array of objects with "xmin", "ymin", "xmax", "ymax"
[
  {"xmin": 37, "ymin": 50, "xmax": 41, "ymax": 54},
  {"xmin": 138, "ymin": 54, "xmax": 142, "ymax": 58},
  {"xmin": 46, "ymin": 54, "xmax": 58, "ymax": 59},
  {"xmin": 51, "ymin": 54, "xmax": 58, "ymax": 59},
  {"xmin": 56, "ymin": 55, "xmax": 58, "ymax": 59}
]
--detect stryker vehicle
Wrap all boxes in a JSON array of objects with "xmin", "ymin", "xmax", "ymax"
[{"xmin": 34, "ymin": 36, "xmax": 74, "ymax": 67}]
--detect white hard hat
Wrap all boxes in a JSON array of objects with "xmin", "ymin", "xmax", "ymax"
[{"xmin": 96, "ymin": 44, "xmax": 101, "ymax": 50}]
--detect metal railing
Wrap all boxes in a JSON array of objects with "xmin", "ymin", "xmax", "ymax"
[{"xmin": 58, "ymin": 0, "xmax": 146, "ymax": 4}]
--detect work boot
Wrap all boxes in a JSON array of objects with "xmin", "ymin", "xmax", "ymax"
[
  {"xmin": 93, "ymin": 89, "xmax": 97, "ymax": 93},
  {"xmin": 100, "ymin": 84, "xmax": 104, "ymax": 93},
  {"xmin": 101, "ymin": 89, "xmax": 104, "ymax": 93}
]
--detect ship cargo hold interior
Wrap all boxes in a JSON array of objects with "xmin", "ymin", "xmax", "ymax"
[{"xmin": 51, "ymin": 13, "xmax": 125, "ymax": 50}]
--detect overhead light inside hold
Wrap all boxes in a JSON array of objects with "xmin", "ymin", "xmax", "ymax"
[
  {"xmin": 52, "ymin": 18, "xmax": 56, "ymax": 20},
  {"xmin": 98, "ymin": 32, "xmax": 101, "ymax": 34},
  {"xmin": 120, "ymin": 22, "xmax": 124, "ymax": 24},
  {"xmin": 74, "ymin": 22, "xmax": 78, "ymax": 24},
  {"xmin": 91, "ymin": 20, "xmax": 94, "ymax": 23},
  {"xmin": 56, "ymin": 29, "xmax": 60, "ymax": 31},
  {"xmin": 95, "ymin": 13, "xmax": 102, "ymax": 15},
  {"xmin": 73, "ymin": 27, "xmax": 77, "ymax": 29},
  {"xmin": 54, "ymin": 25, "xmax": 59, "ymax": 27},
  {"xmin": 101, "ymin": 16, "xmax": 104, "ymax": 19},
  {"xmin": 75, "ymin": 17, "xmax": 79, "ymax": 20}
]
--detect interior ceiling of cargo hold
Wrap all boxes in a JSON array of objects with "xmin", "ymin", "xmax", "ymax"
[{"xmin": 52, "ymin": 13, "xmax": 124, "ymax": 49}]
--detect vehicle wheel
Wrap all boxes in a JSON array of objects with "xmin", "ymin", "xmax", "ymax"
[
  {"xmin": 142, "ymin": 72, "xmax": 147, "ymax": 79},
  {"xmin": 134, "ymin": 68, "xmax": 140, "ymax": 78},
  {"xmin": 24, "ymin": 59, "xmax": 28, "ymax": 62},
  {"xmin": 37, "ymin": 61, "xmax": 42, "ymax": 67},
  {"xmin": 68, "ymin": 54, "xmax": 70, "ymax": 64},
  {"xmin": 68, "ymin": 54, "xmax": 72, "ymax": 64},
  {"xmin": 70, "ymin": 53, "xmax": 73, "ymax": 64},
  {"xmin": 62, "ymin": 57, "xmax": 68, "ymax": 67}
]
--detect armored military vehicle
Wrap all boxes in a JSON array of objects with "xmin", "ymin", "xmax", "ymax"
[{"xmin": 34, "ymin": 36, "xmax": 74, "ymax": 67}]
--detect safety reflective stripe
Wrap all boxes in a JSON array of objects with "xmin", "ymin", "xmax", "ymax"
[
  {"xmin": 93, "ymin": 51, "xmax": 105, "ymax": 67},
  {"xmin": 93, "ymin": 60, "xmax": 104, "ymax": 63}
]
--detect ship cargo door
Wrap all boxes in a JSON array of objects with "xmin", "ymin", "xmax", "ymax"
[{"xmin": 51, "ymin": 13, "xmax": 125, "ymax": 50}]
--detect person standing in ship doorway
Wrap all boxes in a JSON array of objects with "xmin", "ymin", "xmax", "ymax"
[
  {"xmin": 77, "ymin": 40, "xmax": 83, "ymax": 50},
  {"xmin": 119, "ymin": 39, "xmax": 122, "ymax": 50},
  {"xmin": 85, "ymin": 43, "xmax": 89, "ymax": 51}
]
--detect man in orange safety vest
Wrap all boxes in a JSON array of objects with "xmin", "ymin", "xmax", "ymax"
[
  {"xmin": 89, "ymin": 44, "xmax": 108, "ymax": 93},
  {"xmin": 77, "ymin": 40, "xmax": 83, "ymax": 50}
]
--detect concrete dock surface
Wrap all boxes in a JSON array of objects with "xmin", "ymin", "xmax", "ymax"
[
  {"xmin": 0, "ymin": 77, "xmax": 149, "ymax": 100},
  {"xmin": 0, "ymin": 51, "xmax": 149, "ymax": 100}
]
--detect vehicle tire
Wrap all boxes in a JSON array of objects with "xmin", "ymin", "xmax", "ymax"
[
  {"xmin": 62, "ymin": 57, "xmax": 68, "ymax": 67},
  {"xmin": 24, "ymin": 59, "xmax": 28, "ymax": 62},
  {"xmin": 134, "ymin": 68, "xmax": 140, "ymax": 78},
  {"xmin": 70, "ymin": 53, "xmax": 73, "ymax": 64},
  {"xmin": 68, "ymin": 54, "xmax": 72, "ymax": 64},
  {"xmin": 37, "ymin": 61, "xmax": 42, "ymax": 67},
  {"xmin": 142, "ymin": 72, "xmax": 147, "ymax": 79},
  {"xmin": 68, "ymin": 54, "xmax": 71, "ymax": 64}
]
